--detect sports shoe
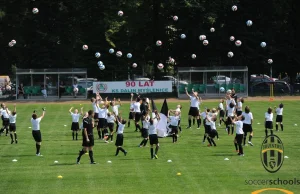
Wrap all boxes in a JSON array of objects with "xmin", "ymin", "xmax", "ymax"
[
  {"xmin": 105, "ymin": 141, "xmax": 109, "ymax": 143},
  {"xmin": 76, "ymin": 158, "xmax": 80, "ymax": 164},
  {"xmin": 202, "ymin": 141, "xmax": 205, "ymax": 144},
  {"xmin": 248, "ymin": 141, "xmax": 254, "ymax": 146},
  {"xmin": 186, "ymin": 126, "xmax": 191, "ymax": 129},
  {"xmin": 90, "ymin": 161, "xmax": 97, "ymax": 164},
  {"xmin": 197, "ymin": 127, "xmax": 200, "ymax": 129},
  {"xmin": 15, "ymin": 139, "xmax": 18, "ymax": 144},
  {"xmin": 218, "ymin": 124, "xmax": 221, "ymax": 127},
  {"xmin": 36, "ymin": 153, "xmax": 43, "ymax": 156},
  {"xmin": 11, "ymin": 140, "xmax": 14, "ymax": 144},
  {"xmin": 124, "ymin": 151, "xmax": 127, "ymax": 156},
  {"xmin": 154, "ymin": 154, "xmax": 158, "ymax": 159}
]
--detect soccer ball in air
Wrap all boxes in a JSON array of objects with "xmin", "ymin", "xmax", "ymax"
[
  {"xmin": 210, "ymin": 28, "xmax": 215, "ymax": 32},
  {"xmin": 173, "ymin": 16, "xmax": 178, "ymax": 21},
  {"xmin": 8, "ymin": 42, "xmax": 14, "ymax": 47},
  {"xmin": 260, "ymin": 42, "xmax": 267, "ymax": 48},
  {"xmin": 97, "ymin": 61, "xmax": 103, "ymax": 66},
  {"xmin": 230, "ymin": 36, "xmax": 235, "ymax": 41},
  {"xmin": 268, "ymin": 59, "xmax": 273, "ymax": 64},
  {"xmin": 220, "ymin": 87, "xmax": 225, "ymax": 92},
  {"xmin": 156, "ymin": 40, "xmax": 162, "ymax": 46},
  {"xmin": 227, "ymin": 89, "xmax": 232, "ymax": 94},
  {"xmin": 132, "ymin": 63, "xmax": 137, "ymax": 68},
  {"xmin": 180, "ymin": 34, "xmax": 186, "ymax": 39},
  {"xmin": 11, "ymin": 40, "xmax": 16, "ymax": 45},
  {"xmin": 82, "ymin": 45, "xmax": 88, "ymax": 50},
  {"xmin": 109, "ymin": 48, "xmax": 114, "ymax": 54},
  {"xmin": 246, "ymin": 20, "xmax": 253, "ymax": 26},
  {"xmin": 73, "ymin": 88, "xmax": 78, "ymax": 93},
  {"xmin": 32, "ymin": 8, "xmax": 39, "ymax": 14},
  {"xmin": 191, "ymin": 54, "xmax": 196, "ymax": 59},
  {"xmin": 116, "ymin": 51, "xmax": 122, "ymax": 57},
  {"xmin": 232, "ymin": 5, "xmax": 237, "ymax": 11},
  {"xmin": 99, "ymin": 64, "xmax": 105, "ymax": 70},
  {"xmin": 235, "ymin": 40, "xmax": 242, "ymax": 47},
  {"xmin": 127, "ymin": 53, "xmax": 132, "ymax": 58},
  {"xmin": 157, "ymin": 63, "xmax": 164, "ymax": 70},
  {"xmin": 227, "ymin": 51, "xmax": 234, "ymax": 58},
  {"xmin": 199, "ymin": 35, "xmax": 206, "ymax": 41},
  {"xmin": 203, "ymin": 40, "xmax": 209, "ymax": 46},
  {"xmin": 118, "ymin": 11, "xmax": 123, "ymax": 16},
  {"xmin": 95, "ymin": 52, "xmax": 101, "ymax": 58}
]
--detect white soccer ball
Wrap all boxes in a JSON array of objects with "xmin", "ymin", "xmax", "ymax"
[
  {"xmin": 82, "ymin": 45, "xmax": 88, "ymax": 50},
  {"xmin": 157, "ymin": 63, "xmax": 164, "ymax": 70},
  {"xmin": 127, "ymin": 53, "xmax": 132, "ymax": 58},
  {"xmin": 180, "ymin": 34, "xmax": 186, "ymax": 39},
  {"xmin": 156, "ymin": 40, "xmax": 162, "ymax": 46},
  {"xmin": 191, "ymin": 54, "xmax": 196, "ymax": 59},
  {"xmin": 97, "ymin": 61, "xmax": 103, "ymax": 66},
  {"xmin": 227, "ymin": 51, "xmax": 234, "ymax": 58},
  {"xmin": 132, "ymin": 63, "xmax": 137, "ymax": 68},
  {"xmin": 116, "ymin": 51, "xmax": 122, "ymax": 57},
  {"xmin": 109, "ymin": 48, "xmax": 114, "ymax": 54},
  {"xmin": 203, "ymin": 40, "xmax": 209, "ymax": 46},
  {"xmin": 73, "ymin": 88, "xmax": 78, "ymax": 93},
  {"xmin": 8, "ymin": 42, "xmax": 14, "ymax": 47},
  {"xmin": 268, "ymin": 59, "xmax": 273, "ymax": 64},
  {"xmin": 232, "ymin": 5, "xmax": 237, "ymax": 11},
  {"xmin": 210, "ymin": 28, "xmax": 215, "ymax": 32},
  {"xmin": 260, "ymin": 42, "xmax": 267, "ymax": 48},
  {"xmin": 220, "ymin": 87, "xmax": 225, "ymax": 92},
  {"xmin": 95, "ymin": 52, "xmax": 101, "ymax": 58},
  {"xmin": 32, "ymin": 8, "xmax": 39, "ymax": 14},
  {"xmin": 6, "ymin": 85, "xmax": 11, "ymax": 91},
  {"xmin": 230, "ymin": 36, "xmax": 235, "ymax": 41},
  {"xmin": 173, "ymin": 16, "xmax": 178, "ymax": 21},
  {"xmin": 99, "ymin": 64, "xmax": 105, "ymax": 70},
  {"xmin": 199, "ymin": 35, "xmax": 206, "ymax": 41},
  {"xmin": 235, "ymin": 40, "xmax": 242, "ymax": 47},
  {"xmin": 11, "ymin": 40, "xmax": 16, "ymax": 45},
  {"xmin": 227, "ymin": 89, "xmax": 232, "ymax": 94},
  {"xmin": 246, "ymin": 20, "xmax": 253, "ymax": 26},
  {"xmin": 118, "ymin": 11, "xmax": 124, "ymax": 16}
]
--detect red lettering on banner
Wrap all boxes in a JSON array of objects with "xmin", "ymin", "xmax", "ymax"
[{"xmin": 138, "ymin": 81, "xmax": 155, "ymax": 87}]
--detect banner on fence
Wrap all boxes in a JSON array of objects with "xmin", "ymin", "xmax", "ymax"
[{"xmin": 93, "ymin": 81, "xmax": 173, "ymax": 93}]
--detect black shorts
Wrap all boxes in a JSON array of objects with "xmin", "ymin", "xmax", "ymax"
[
  {"xmin": 235, "ymin": 134, "xmax": 243, "ymax": 144},
  {"xmin": 178, "ymin": 119, "xmax": 181, "ymax": 126},
  {"xmin": 149, "ymin": 134, "xmax": 158, "ymax": 145},
  {"xmin": 94, "ymin": 113, "xmax": 99, "ymax": 120},
  {"xmin": 115, "ymin": 134, "xmax": 124, "ymax": 146},
  {"xmin": 209, "ymin": 129, "xmax": 217, "ymax": 138},
  {"xmin": 276, "ymin": 115, "xmax": 283, "ymax": 122},
  {"xmin": 188, "ymin": 107, "xmax": 199, "ymax": 117},
  {"xmin": 82, "ymin": 134, "xmax": 94, "ymax": 147},
  {"xmin": 2, "ymin": 118, "xmax": 9, "ymax": 127},
  {"xmin": 71, "ymin": 122, "xmax": 80, "ymax": 131},
  {"xmin": 170, "ymin": 125, "xmax": 178, "ymax": 134},
  {"xmin": 205, "ymin": 124, "xmax": 211, "ymax": 134},
  {"xmin": 9, "ymin": 123, "xmax": 16, "ymax": 132},
  {"xmin": 265, "ymin": 121, "xmax": 273, "ymax": 129},
  {"xmin": 128, "ymin": 112, "xmax": 134, "ymax": 119},
  {"xmin": 141, "ymin": 128, "xmax": 149, "ymax": 138},
  {"xmin": 219, "ymin": 110, "xmax": 225, "ymax": 117},
  {"xmin": 97, "ymin": 118, "xmax": 106, "ymax": 128},
  {"xmin": 237, "ymin": 111, "xmax": 242, "ymax": 116},
  {"xmin": 32, "ymin": 130, "xmax": 42, "ymax": 142},
  {"xmin": 243, "ymin": 123, "xmax": 253, "ymax": 133},
  {"xmin": 226, "ymin": 116, "xmax": 234, "ymax": 125},
  {"xmin": 107, "ymin": 123, "xmax": 114, "ymax": 132},
  {"xmin": 135, "ymin": 112, "xmax": 141, "ymax": 122}
]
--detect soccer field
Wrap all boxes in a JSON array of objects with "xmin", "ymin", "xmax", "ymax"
[{"xmin": 0, "ymin": 99, "xmax": 299, "ymax": 194}]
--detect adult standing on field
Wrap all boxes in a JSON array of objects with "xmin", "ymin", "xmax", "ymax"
[
  {"xmin": 185, "ymin": 88, "xmax": 201, "ymax": 129},
  {"xmin": 31, "ymin": 108, "xmax": 46, "ymax": 156}
]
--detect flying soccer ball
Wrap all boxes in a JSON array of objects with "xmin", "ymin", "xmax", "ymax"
[
  {"xmin": 268, "ymin": 59, "xmax": 273, "ymax": 64},
  {"xmin": 173, "ymin": 16, "xmax": 178, "ymax": 21},
  {"xmin": 210, "ymin": 28, "xmax": 215, "ymax": 32},
  {"xmin": 227, "ymin": 51, "xmax": 234, "ymax": 58},
  {"xmin": 235, "ymin": 40, "xmax": 242, "ymax": 47},
  {"xmin": 97, "ymin": 61, "xmax": 103, "ymax": 66},
  {"xmin": 109, "ymin": 48, "xmax": 114, "ymax": 54},
  {"xmin": 11, "ymin": 40, "xmax": 16, "ymax": 45},
  {"xmin": 219, "ymin": 87, "xmax": 225, "ymax": 92},
  {"xmin": 118, "ymin": 11, "xmax": 124, "ymax": 16},
  {"xmin": 180, "ymin": 34, "xmax": 186, "ymax": 39},
  {"xmin": 260, "ymin": 42, "xmax": 267, "ymax": 48},
  {"xmin": 32, "ymin": 8, "xmax": 39, "ymax": 14},
  {"xmin": 246, "ymin": 20, "xmax": 253, "ymax": 26},
  {"xmin": 199, "ymin": 35, "xmax": 206, "ymax": 41},
  {"xmin": 82, "ymin": 45, "xmax": 88, "ymax": 50},
  {"xmin": 230, "ymin": 36, "xmax": 235, "ymax": 41},
  {"xmin": 203, "ymin": 40, "xmax": 209, "ymax": 46},
  {"xmin": 156, "ymin": 40, "xmax": 162, "ymax": 46},
  {"xmin": 157, "ymin": 63, "xmax": 164, "ymax": 70},
  {"xmin": 227, "ymin": 89, "xmax": 232, "ymax": 94},
  {"xmin": 8, "ymin": 42, "xmax": 14, "ymax": 47},
  {"xmin": 6, "ymin": 85, "xmax": 11, "ymax": 91},
  {"xmin": 99, "ymin": 64, "xmax": 105, "ymax": 70},
  {"xmin": 95, "ymin": 52, "xmax": 101, "ymax": 58},
  {"xmin": 116, "ymin": 51, "xmax": 122, "ymax": 57},
  {"xmin": 127, "ymin": 53, "xmax": 132, "ymax": 58},
  {"xmin": 132, "ymin": 63, "xmax": 137, "ymax": 68},
  {"xmin": 232, "ymin": 5, "xmax": 237, "ymax": 11},
  {"xmin": 191, "ymin": 54, "xmax": 196, "ymax": 59},
  {"xmin": 73, "ymin": 88, "xmax": 78, "ymax": 93}
]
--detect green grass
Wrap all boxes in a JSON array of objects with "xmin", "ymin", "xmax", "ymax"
[{"xmin": 0, "ymin": 100, "xmax": 300, "ymax": 194}]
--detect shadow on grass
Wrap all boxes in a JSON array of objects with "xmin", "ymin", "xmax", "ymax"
[
  {"xmin": 211, "ymin": 153, "xmax": 237, "ymax": 156},
  {"xmin": 50, "ymin": 163, "xmax": 76, "ymax": 166}
]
